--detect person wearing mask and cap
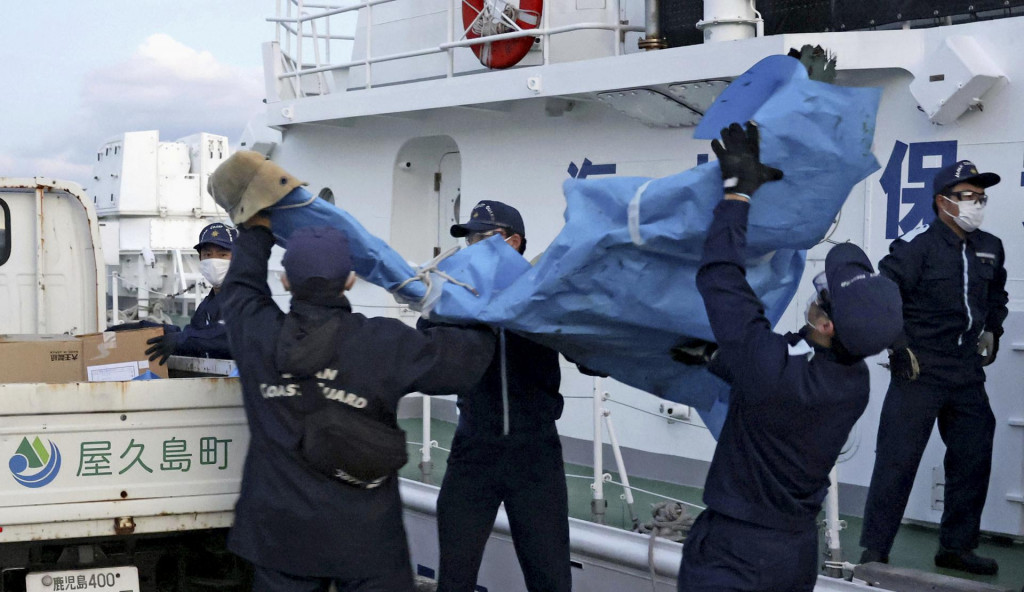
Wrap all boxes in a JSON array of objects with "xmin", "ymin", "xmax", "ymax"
[
  {"xmin": 675, "ymin": 123, "xmax": 903, "ymax": 592},
  {"xmin": 859, "ymin": 160, "xmax": 1008, "ymax": 575},
  {"xmin": 420, "ymin": 200, "xmax": 571, "ymax": 592},
  {"xmin": 210, "ymin": 151, "xmax": 497, "ymax": 592},
  {"xmin": 144, "ymin": 222, "xmax": 237, "ymax": 364}
]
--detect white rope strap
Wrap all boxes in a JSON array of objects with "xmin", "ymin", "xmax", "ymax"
[{"xmin": 393, "ymin": 246, "xmax": 480, "ymax": 306}]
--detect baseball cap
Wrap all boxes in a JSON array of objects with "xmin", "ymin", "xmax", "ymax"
[
  {"xmin": 816, "ymin": 243, "xmax": 903, "ymax": 359},
  {"xmin": 450, "ymin": 200, "xmax": 526, "ymax": 238},
  {"xmin": 932, "ymin": 160, "xmax": 1000, "ymax": 195},
  {"xmin": 282, "ymin": 226, "xmax": 353, "ymax": 299},
  {"xmin": 194, "ymin": 223, "xmax": 238, "ymax": 252}
]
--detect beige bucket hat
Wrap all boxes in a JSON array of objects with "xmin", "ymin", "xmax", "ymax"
[{"xmin": 208, "ymin": 151, "xmax": 306, "ymax": 224}]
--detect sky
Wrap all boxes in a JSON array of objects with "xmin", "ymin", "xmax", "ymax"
[{"xmin": 0, "ymin": 1, "xmax": 278, "ymax": 189}]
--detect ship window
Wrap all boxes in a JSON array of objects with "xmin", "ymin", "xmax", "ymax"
[
  {"xmin": 318, "ymin": 188, "xmax": 335, "ymax": 205},
  {"xmin": 0, "ymin": 198, "xmax": 10, "ymax": 267}
]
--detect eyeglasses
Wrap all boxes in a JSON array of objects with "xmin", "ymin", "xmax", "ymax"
[
  {"xmin": 466, "ymin": 228, "xmax": 510, "ymax": 245},
  {"xmin": 944, "ymin": 190, "xmax": 988, "ymax": 206}
]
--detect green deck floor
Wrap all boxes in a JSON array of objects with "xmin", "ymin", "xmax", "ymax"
[{"xmin": 398, "ymin": 418, "xmax": 1024, "ymax": 590}]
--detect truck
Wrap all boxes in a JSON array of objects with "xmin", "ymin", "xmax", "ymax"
[{"xmin": 0, "ymin": 178, "xmax": 251, "ymax": 592}]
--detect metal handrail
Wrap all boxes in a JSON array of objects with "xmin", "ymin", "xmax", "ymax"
[{"xmin": 271, "ymin": 0, "xmax": 645, "ymax": 92}]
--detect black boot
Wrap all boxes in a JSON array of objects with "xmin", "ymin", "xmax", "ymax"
[
  {"xmin": 859, "ymin": 548, "xmax": 889, "ymax": 564},
  {"xmin": 934, "ymin": 547, "xmax": 998, "ymax": 575}
]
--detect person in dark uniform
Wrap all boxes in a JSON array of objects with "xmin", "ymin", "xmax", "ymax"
[
  {"xmin": 423, "ymin": 200, "xmax": 571, "ymax": 592},
  {"xmin": 859, "ymin": 160, "xmax": 1008, "ymax": 575},
  {"xmin": 145, "ymin": 222, "xmax": 237, "ymax": 363},
  {"xmin": 676, "ymin": 123, "xmax": 903, "ymax": 592},
  {"xmin": 220, "ymin": 216, "xmax": 496, "ymax": 592}
]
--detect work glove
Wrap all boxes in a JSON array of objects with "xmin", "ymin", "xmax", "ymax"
[
  {"xmin": 710, "ymin": 121, "xmax": 784, "ymax": 197},
  {"xmin": 886, "ymin": 347, "xmax": 919, "ymax": 381},
  {"xmin": 978, "ymin": 331, "xmax": 999, "ymax": 367},
  {"xmin": 145, "ymin": 331, "xmax": 184, "ymax": 366},
  {"xmin": 671, "ymin": 339, "xmax": 719, "ymax": 366}
]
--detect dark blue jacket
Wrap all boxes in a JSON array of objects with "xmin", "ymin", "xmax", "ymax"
[
  {"xmin": 697, "ymin": 200, "xmax": 869, "ymax": 531},
  {"xmin": 175, "ymin": 291, "xmax": 232, "ymax": 359},
  {"xmin": 416, "ymin": 322, "xmax": 563, "ymax": 444},
  {"xmin": 221, "ymin": 226, "xmax": 495, "ymax": 578},
  {"xmin": 879, "ymin": 221, "xmax": 1008, "ymax": 386}
]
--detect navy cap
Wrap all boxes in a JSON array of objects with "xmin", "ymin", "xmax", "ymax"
[
  {"xmin": 820, "ymin": 243, "xmax": 903, "ymax": 359},
  {"xmin": 282, "ymin": 226, "xmax": 353, "ymax": 296},
  {"xmin": 194, "ymin": 223, "xmax": 238, "ymax": 252},
  {"xmin": 932, "ymin": 160, "xmax": 1000, "ymax": 195},
  {"xmin": 450, "ymin": 200, "xmax": 526, "ymax": 238}
]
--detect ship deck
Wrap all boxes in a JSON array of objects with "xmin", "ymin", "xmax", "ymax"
[{"xmin": 398, "ymin": 418, "xmax": 1024, "ymax": 590}]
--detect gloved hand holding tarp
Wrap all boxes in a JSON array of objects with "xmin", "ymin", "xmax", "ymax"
[{"xmin": 210, "ymin": 53, "xmax": 881, "ymax": 437}]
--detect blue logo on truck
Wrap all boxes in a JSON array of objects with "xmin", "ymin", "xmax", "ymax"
[{"xmin": 9, "ymin": 436, "xmax": 62, "ymax": 488}]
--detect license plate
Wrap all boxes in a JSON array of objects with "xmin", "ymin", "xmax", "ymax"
[{"xmin": 25, "ymin": 566, "xmax": 139, "ymax": 592}]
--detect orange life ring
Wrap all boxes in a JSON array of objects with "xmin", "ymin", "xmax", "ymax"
[{"xmin": 462, "ymin": 0, "xmax": 543, "ymax": 69}]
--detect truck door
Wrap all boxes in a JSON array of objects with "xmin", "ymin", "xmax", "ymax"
[{"xmin": 0, "ymin": 179, "xmax": 103, "ymax": 335}]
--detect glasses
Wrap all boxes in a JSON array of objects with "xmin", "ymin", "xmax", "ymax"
[
  {"xmin": 466, "ymin": 228, "xmax": 508, "ymax": 245},
  {"xmin": 944, "ymin": 190, "xmax": 988, "ymax": 206}
]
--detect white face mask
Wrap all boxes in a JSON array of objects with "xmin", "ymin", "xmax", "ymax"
[
  {"xmin": 199, "ymin": 258, "xmax": 231, "ymax": 288},
  {"xmin": 941, "ymin": 195, "xmax": 985, "ymax": 232}
]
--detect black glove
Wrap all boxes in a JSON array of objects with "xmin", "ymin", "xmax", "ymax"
[
  {"xmin": 887, "ymin": 347, "xmax": 919, "ymax": 381},
  {"xmin": 145, "ymin": 331, "xmax": 184, "ymax": 366},
  {"xmin": 671, "ymin": 339, "xmax": 719, "ymax": 366},
  {"xmin": 710, "ymin": 121, "xmax": 784, "ymax": 197}
]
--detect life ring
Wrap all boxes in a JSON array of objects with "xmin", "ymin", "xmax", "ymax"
[{"xmin": 462, "ymin": 0, "xmax": 543, "ymax": 69}]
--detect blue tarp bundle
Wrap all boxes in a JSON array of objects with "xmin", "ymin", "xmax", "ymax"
[{"xmin": 266, "ymin": 55, "xmax": 881, "ymax": 437}]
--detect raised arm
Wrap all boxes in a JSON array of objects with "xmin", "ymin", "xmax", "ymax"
[{"xmin": 220, "ymin": 221, "xmax": 284, "ymax": 349}]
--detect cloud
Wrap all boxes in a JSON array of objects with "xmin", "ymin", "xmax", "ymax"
[{"xmin": 6, "ymin": 34, "xmax": 264, "ymax": 189}]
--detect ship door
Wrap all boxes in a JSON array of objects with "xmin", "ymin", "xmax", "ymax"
[
  {"xmin": 390, "ymin": 136, "xmax": 461, "ymax": 264},
  {"xmin": 436, "ymin": 151, "xmax": 462, "ymax": 257}
]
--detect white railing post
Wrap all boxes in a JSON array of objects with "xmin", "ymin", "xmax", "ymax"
[
  {"xmin": 447, "ymin": 0, "xmax": 455, "ymax": 77},
  {"xmin": 822, "ymin": 465, "xmax": 845, "ymax": 576},
  {"xmin": 603, "ymin": 409, "xmax": 639, "ymax": 527},
  {"xmin": 111, "ymin": 272, "xmax": 119, "ymax": 326},
  {"xmin": 591, "ymin": 377, "xmax": 607, "ymax": 524},
  {"xmin": 419, "ymin": 395, "xmax": 434, "ymax": 483},
  {"xmin": 365, "ymin": 1, "xmax": 373, "ymax": 88}
]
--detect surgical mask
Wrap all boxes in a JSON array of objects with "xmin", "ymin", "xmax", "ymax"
[
  {"xmin": 941, "ymin": 195, "xmax": 985, "ymax": 232},
  {"xmin": 199, "ymin": 258, "xmax": 231, "ymax": 288}
]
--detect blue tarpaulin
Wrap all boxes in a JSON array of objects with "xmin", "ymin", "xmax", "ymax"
[{"xmin": 266, "ymin": 55, "xmax": 881, "ymax": 438}]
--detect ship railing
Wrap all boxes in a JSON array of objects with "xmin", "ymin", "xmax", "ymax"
[{"xmin": 269, "ymin": 0, "xmax": 646, "ymax": 95}]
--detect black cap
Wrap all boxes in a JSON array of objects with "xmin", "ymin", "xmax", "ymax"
[
  {"xmin": 932, "ymin": 160, "xmax": 1000, "ymax": 195},
  {"xmin": 194, "ymin": 223, "xmax": 238, "ymax": 252},
  {"xmin": 450, "ymin": 200, "xmax": 526, "ymax": 238},
  {"xmin": 819, "ymin": 243, "xmax": 903, "ymax": 359}
]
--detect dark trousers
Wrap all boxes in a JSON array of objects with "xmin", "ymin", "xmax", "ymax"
[
  {"xmin": 677, "ymin": 509, "xmax": 818, "ymax": 592},
  {"xmin": 436, "ymin": 432, "xmax": 571, "ymax": 592},
  {"xmin": 860, "ymin": 379, "xmax": 995, "ymax": 553},
  {"xmin": 252, "ymin": 564, "xmax": 413, "ymax": 592}
]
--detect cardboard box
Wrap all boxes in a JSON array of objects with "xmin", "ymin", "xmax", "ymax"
[
  {"xmin": 79, "ymin": 327, "xmax": 168, "ymax": 381},
  {"xmin": 0, "ymin": 335, "xmax": 85, "ymax": 383}
]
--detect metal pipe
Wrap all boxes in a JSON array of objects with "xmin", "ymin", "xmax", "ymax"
[
  {"xmin": 603, "ymin": 410, "xmax": 639, "ymax": 527},
  {"xmin": 638, "ymin": 0, "xmax": 667, "ymax": 50},
  {"xmin": 591, "ymin": 377, "xmax": 606, "ymax": 524},
  {"xmin": 365, "ymin": 1, "xmax": 373, "ymax": 89},
  {"xmin": 447, "ymin": 0, "xmax": 455, "ymax": 77},
  {"xmin": 823, "ymin": 465, "xmax": 844, "ymax": 576},
  {"xmin": 111, "ymin": 273, "xmax": 119, "ymax": 326},
  {"xmin": 278, "ymin": 23, "xmax": 646, "ymax": 79},
  {"xmin": 419, "ymin": 395, "xmax": 433, "ymax": 484}
]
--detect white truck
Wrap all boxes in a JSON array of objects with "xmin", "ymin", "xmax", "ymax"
[{"xmin": 0, "ymin": 179, "xmax": 251, "ymax": 592}]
